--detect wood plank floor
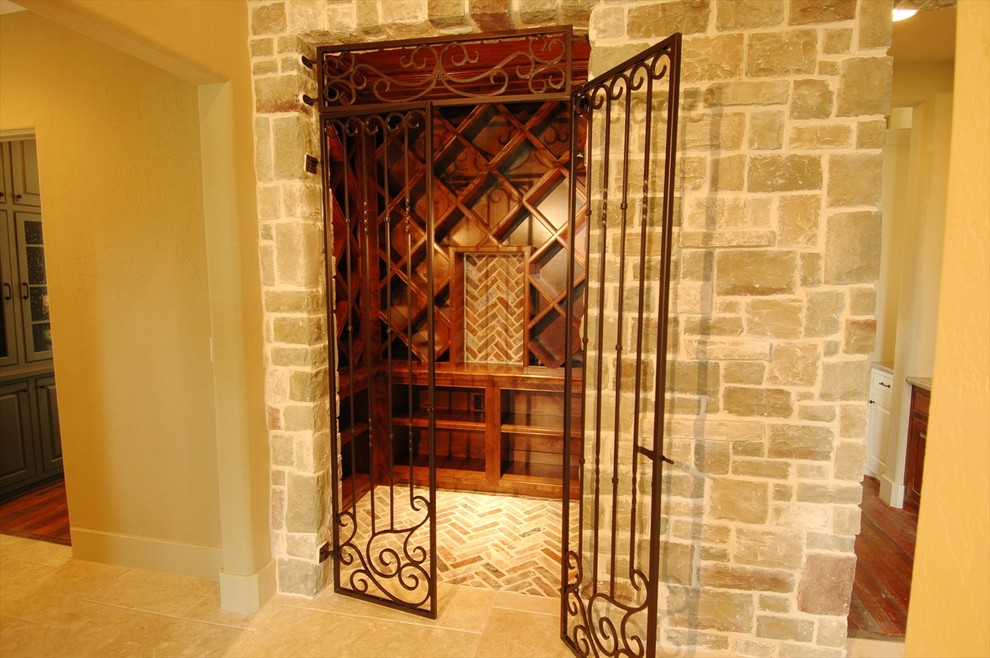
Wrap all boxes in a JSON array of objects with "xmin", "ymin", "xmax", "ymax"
[
  {"xmin": 847, "ymin": 475, "xmax": 917, "ymax": 638},
  {"xmin": 0, "ymin": 478, "xmax": 71, "ymax": 546}
]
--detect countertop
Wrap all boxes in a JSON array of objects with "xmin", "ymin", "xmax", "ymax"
[
  {"xmin": 872, "ymin": 362, "xmax": 894, "ymax": 375},
  {"xmin": 906, "ymin": 376, "xmax": 933, "ymax": 392}
]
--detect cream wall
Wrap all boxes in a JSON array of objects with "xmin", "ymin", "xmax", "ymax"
[
  {"xmin": 3, "ymin": 0, "xmax": 272, "ymax": 611},
  {"xmin": 0, "ymin": 11, "xmax": 220, "ymax": 558},
  {"xmin": 905, "ymin": 1, "xmax": 990, "ymax": 654}
]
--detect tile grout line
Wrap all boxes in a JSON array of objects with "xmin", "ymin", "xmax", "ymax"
[
  {"xmin": 283, "ymin": 602, "xmax": 486, "ymax": 636},
  {"xmin": 76, "ymin": 597, "xmax": 261, "ymax": 632}
]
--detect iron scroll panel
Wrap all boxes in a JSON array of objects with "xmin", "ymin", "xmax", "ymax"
[
  {"xmin": 316, "ymin": 27, "xmax": 589, "ymax": 110},
  {"xmin": 322, "ymin": 106, "xmax": 439, "ymax": 618},
  {"xmin": 561, "ymin": 33, "xmax": 681, "ymax": 658}
]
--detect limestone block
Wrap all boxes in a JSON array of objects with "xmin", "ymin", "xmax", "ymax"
[
  {"xmin": 797, "ymin": 462, "xmax": 831, "ymax": 480},
  {"xmin": 747, "ymin": 30, "xmax": 818, "ymax": 77},
  {"xmin": 724, "ymin": 361, "xmax": 765, "ymax": 385},
  {"xmin": 859, "ymin": 0, "xmax": 893, "ymax": 50},
  {"xmin": 710, "ymin": 153, "xmax": 746, "ymax": 191},
  {"xmin": 789, "ymin": 124, "xmax": 853, "ymax": 149},
  {"xmin": 290, "ymin": 369, "xmax": 328, "ymax": 402},
  {"xmin": 326, "ymin": 3, "xmax": 358, "ymax": 33},
  {"xmin": 777, "ymin": 194, "xmax": 821, "ymax": 248},
  {"xmin": 428, "ymin": 0, "xmax": 470, "ymax": 28},
  {"xmin": 275, "ymin": 222, "xmax": 323, "ymax": 287},
  {"xmin": 267, "ymin": 404, "xmax": 282, "ymax": 431},
  {"xmin": 252, "ymin": 2, "xmax": 288, "ymax": 35},
  {"xmin": 823, "ymin": 28, "xmax": 852, "ymax": 54},
  {"xmin": 685, "ymin": 337, "xmax": 772, "ymax": 361},
  {"xmin": 286, "ymin": 0, "xmax": 326, "ymax": 33},
  {"xmin": 789, "ymin": 0, "xmax": 856, "ymax": 25},
  {"xmin": 264, "ymin": 290, "xmax": 324, "ymax": 313},
  {"xmin": 681, "ymin": 112, "xmax": 746, "ymax": 151},
  {"xmin": 254, "ymin": 59, "xmax": 279, "ymax": 76},
  {"xmin": 797, "ymin": 552, "xmax": 856, "ymax": 615},
  {"xmin": 716, "ymin": 250, "xmax": 797, "ymax": 296},
  {"xmin": 286, "ymin": 471, "xmax": 324, "ymax": 532},
  {"xmin": 560, "ymin": 0, "xmax": 596, "ymax": 24},
  {"xmin": 709, "ymin": 478, "xmax": 769, "ymax": 523},
  {"xmin": 685, "ymin": 196, "xmax": 772, "ymax": 231},
  {"xmin": 768, "ymin": 424, "xmax": 833, "ymax": 460},
  {"xmin": 798, "ymin": 402, "xmax": 835, "ymax": 422},
  {"xmin": 796, "ymin": 482, "xmax": 862, "ymax": 505},
  {"xmin": 272, "ymin": 433, "xmax": 295, "ymax": 467},
  {"xmin": 658, "ymin": 541, "xmax": 695, "ymax": 584},
  {"xmin": 271, "ymin": 485, "xmax": 285, "ymax": 530},
  {"xmin": 801, "ymin": 253, "xmax": 822, "ymax": 288},
  {"xmin": 281, "ymin": 182, "xmax": 322, "ymax": 221},
  {"xmin": 805, "ymin": 291, "xmax": 844, "ymax": 337},
  {"xmin": 748, "ymin": 155, "xmax": 822, "ymax": 192},
  {"xmin": 833, "ymin": 439, "xmax": 867, "ymax": 480},
  {"xmin": 768, "ymin": 343, "xmax": 819, "ymax": 386},
  {"xmin": 808, "ymin": 531, "xmax": 855, "ymax": 552},
  {"xmin": 668, "ymin": 418, "xmax": 767, "ymax": 442},
  {"xmin": 255, "ymin": 74, "xmax": 305, "ymax": 114},
  {"xmin": 683, "ymin": 34, "xmax": 744, "ymax": 82},
  {"xmin": 469, "ymin": 0, "xmax": 512, "ymax": 31},
  {"xmin": 715, "ymin": 0, "xmax": 784, "ymax": 30},
  {"xmin": 258, "ymin": 185, "xmax": 280, "ymax": 220},
  {"xmin": 756, "ymin": 615, "xmax": 814, "ymax": 642},
  {"xmin": 790, "ymin": 79, "xmax": 834, "ymax": 120},
  {"xmin": 704, "ymin": 80, "xmax": 790, "ymax": 107},
  {"xmin": 732, "ymin": 458, "xmax": 790, "ymax": 479},
  {"xmin": 271, "ymin": 346, "xmax": 316, "ymax": 367},
  {"xmin": 817, "ymin": 616, "xmax": 849, "ymax": 648},
  {"xmin": 628, "ymin": 0, "xmax": 710, "ymax": 38},
  {"xmin": 857, "ymin": 119, "xmax": 886, "ymax": 148},
  {"xmin": 837, "ymin": 57, "xmax": 893, "ymax": 117},
  {"xmin": 760, "ymin": 594, "xmax": 791, "ymax": 613},
  {"xmin": 746, "ymin": 298, "xmax": 803, "ymax": 339},
  {"xmin": 749, "ymin": 110, "xmax": 784, "ymax": 150},
  {"xmin": 666, "ymin": 472, "xmax": 706, "ymax": 499},
  {"xmin": 668, "ymin": 586, "xmax": 755, "ymax": 633},
  {"xmin": 724, "ymin": 386, "xmax": 793, "ymax": 418},
  {"xmin": 701, "ymin": 564, "xmax": 794, "ymax": 593},
  {"xmin": 849, "ymin": 287, "xmax": 876, "ymax": 315},
  {"xmin": 772, "ymin": 502, "xmax": 829, "ymax": 530},
  {"xmin": 277, "ymin": 557, "xmax": 325, "ymax": 596},
  {"xmin": 381, "ymin": 0, "xmax": 426, "ymax": 24},
  {"xmin": 695, "ymin": 440, "xmax": 730, "ymax": 474},
  {"xmin": 515, "ymin": 0, "xmax": 557, "ymax": 25},
  {"xmin": 843, "ymin": 318, "xmax": 876, "ymax": 354},
  {"xmin": 683, "ymin": 315, "xmax": 744, "ymax": 337},
  {"xmin": 733, "ymin": 440, "xmax": 766, "ymax": 457},
  {"xmin": 828, "ymin": 153, "xmax": 883, "ymax": 207},
  {"xmin": 285, "ymin": 532, "xmax": 317, "ymax": 559},
  {"xmin": 251, "ymin": 38, "xmax": 275, "ymax": 57},
  {"xmin": 820, "ymin": 358, "xmax": 870, "ymax": 400},
  {"xmin": 736, "ymin": 527, "xmax": 804, "ymax": 569},
  {"xmin": 669, "ymin": 360, "xmax": 721, "ymax": 397},
  {"xmin": 833, "ymin": 505, "xmax": 862, "ymax": 536},
  {"xmin": 681, "ymin": 231, "xmax": 775, "ymax": 248},
  {"xmin": 273, "ymin": 315, "xmax": 326, "ymax": 346},
  {"xmin": 272, "ymin": 115, "xmax": 316, "ymax": 180}
]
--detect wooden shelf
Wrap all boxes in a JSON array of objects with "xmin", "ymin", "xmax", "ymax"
[{"xmin": 391, "ymin": 410, "xmax": 485, "ymax": 431}]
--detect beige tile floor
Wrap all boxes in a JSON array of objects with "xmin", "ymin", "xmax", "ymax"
[{"xmin": 0, "ymin": 534, "xmax": 905, "ymax": 657}]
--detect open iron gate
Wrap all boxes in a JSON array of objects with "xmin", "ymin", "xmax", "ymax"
[
  {"xmin": 316, "ymin": 29, "xmax": 681, "ymax": 650},
  {"xmin": 561, "ymin": 34, "xmax": 682, "ymax": 657}
]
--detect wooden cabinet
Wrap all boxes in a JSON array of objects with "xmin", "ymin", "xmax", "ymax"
[
  {"xmin": 0, "ymin": 139, "xmax": 61, "ymax": 499},
  {"xmin": 866, "ymin": 367, "xmax": 893, "ymax": 477},
  {"xmin": 903, "ymin": 385, "xmax": 929, "ymax": 511}
]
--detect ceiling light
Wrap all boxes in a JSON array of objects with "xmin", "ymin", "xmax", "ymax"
[{"xmin": 893, "ymin": 8, "xmax": 919, "ymax": 21}]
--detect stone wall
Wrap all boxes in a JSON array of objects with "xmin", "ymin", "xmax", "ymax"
[{"xmin": 248, "ymin": 1, "xmax": 890, "ymax": 655}]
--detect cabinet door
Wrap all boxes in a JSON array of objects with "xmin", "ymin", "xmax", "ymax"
[
  {"xmin": 0, "ymin": 381, "xmax": 38, "ymax": 493},
  {"xmin": 35, "ymin": 375, "xmax": 62, "ymax": 474},
  {"xmin": 14, "ymin": 213, "xmax": 53, "ymax": 361},
  {"xmin": 0, "ymin": 210, "xmax": 22, "ymax": 367},
  {"xmin": 865, "ymin": 399, "xmax": 891, "ymax": 478},
  {"xmin": 0, "ymin": 142, "xmax": 8, "ymax": 204},
  {"xmin": 9, "ymin": 140, "xmax": 42, "ymax": 207}
]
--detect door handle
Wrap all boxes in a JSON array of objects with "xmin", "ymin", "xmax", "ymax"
[
  {"xmin": 21, "ymin": 282, "xmax": 29, "ymax": 300},
  {"xmin": 2, "ymin": 282, "xmax": 10, "ymax": 300}
]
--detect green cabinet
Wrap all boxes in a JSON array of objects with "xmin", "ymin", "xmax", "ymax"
[{"xmin": 0, "ymin": 139, "xmax": 61, "ymax": 499}]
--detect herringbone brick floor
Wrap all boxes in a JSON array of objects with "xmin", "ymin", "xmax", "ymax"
[{"xmin": 342, "ymin": 488, "xmax": 572, "ymax": 599}]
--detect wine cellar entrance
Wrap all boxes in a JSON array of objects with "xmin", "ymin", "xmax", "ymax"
[{"xmin": 315, "ymin": 28, "xmax": 682, "ymax": 656}]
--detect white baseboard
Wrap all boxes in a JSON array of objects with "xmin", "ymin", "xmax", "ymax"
[
  {"xmin": 879, "ymin": 476, "xmax": 906, "ymax": 508},
  {"xmin": 70, "ymin": 527, "xmax": 222, "ymax": 580},
  {"xmin": 865, "ymin": 456, "xmax": 886, "ymax": 479},
  {"xmin": 220, "ymin": 559, "xmax": 277, "ymax": 614}
]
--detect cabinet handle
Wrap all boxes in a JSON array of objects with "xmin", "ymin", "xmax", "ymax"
[
  {"xmin": 21, "ymin": 282, "xmax": 29, "ymax": 300},
  {"xmin": 879, "ymin": 382, "xmax": 891, "ymax": 388},
  {"xmin": 869, "ymin": 399, "xmax": 875, "ymax": 405},
  {"xmin": 15, "ymin": 194, "xmax": 23, "ymax": 202},
  {"xmin": 2, "ymin": 282, "xmax": 10, "ymax": 300}
]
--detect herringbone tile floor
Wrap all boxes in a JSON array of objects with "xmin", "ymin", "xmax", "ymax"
[{"xmin": 341, "ymin": 488, "xmax": 572, "ymax": 600}]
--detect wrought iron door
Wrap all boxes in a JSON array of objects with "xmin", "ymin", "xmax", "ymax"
[
  {"xmin": 561, "ymin": 33, "xmax": 682, "ymax": 657},
  {"xmin": 322, "ymin": 105, "xmax": 439, "ymax": 617}
]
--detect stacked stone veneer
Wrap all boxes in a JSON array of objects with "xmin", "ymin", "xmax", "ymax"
[{"xmin": 249, "ymin": 1, "xmax": 890, "ymax": 655}]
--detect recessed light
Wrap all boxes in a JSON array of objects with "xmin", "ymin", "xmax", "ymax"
[{"xmin": 893, "ymin": 8, "xmax": 919, "ymax": 22}]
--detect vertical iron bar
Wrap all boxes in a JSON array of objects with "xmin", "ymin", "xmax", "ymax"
[
  {"xmin": 322, "ymin": 119, "xmax": 344, "ymax": 595},
  {"xmin": 629, "ymin": 69, "xmax": 656, "ymax": 582},
  {"xmin": 381, "ymin": 115, "xmax": 396, "ymax": 530},
  {"xmin": 342, "ymin": 121, "xmax": 359, "ymax": 520},
  {"xmin": 609, "ymin": 73, "xmax": 635, "ymax": 597},
  {"xmin": 591, "ymin": 92, "xmax": 612, "ymax": 597},
  {"xmin": 360, "ymin": 121, "xmax": 377, "ymax": 531},
  {"xmin": 405, "ymin": 117, "xmax": 416, "ymax": 495},
  {"xmin": 646, "ymin": 36, "xmax": 681, "ymax": 657},
  {"xmin": 424, "ymin": 104, "xmax": 439, "ymax": 619}
]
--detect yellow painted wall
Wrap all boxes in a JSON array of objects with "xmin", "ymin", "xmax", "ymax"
[
  {"xmin": 3, "ymin": 0, "xmax": 271, "ymax": 599},
  {"xmin": 0, "ymin": 11, "xmax": 220, "ymax": 548},
  {"xmin": 905, "ymin": 1, "xmax": 990, "ymax": 655}
]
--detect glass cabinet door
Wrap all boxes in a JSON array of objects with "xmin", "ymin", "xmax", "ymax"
[
  {"xmin": 14, "ymin": 213, "xmax": 52, "ymax": 361},
  {"xmin": 0, "ymin": 210, "xmax": 21, "ymax": 367}
]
